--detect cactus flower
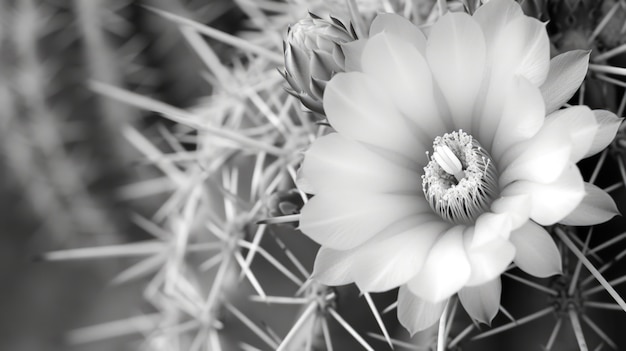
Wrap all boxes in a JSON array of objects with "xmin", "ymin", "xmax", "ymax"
[{"xmin": 295, "ymin": 0, "xmax": 622, "ymax": 335}]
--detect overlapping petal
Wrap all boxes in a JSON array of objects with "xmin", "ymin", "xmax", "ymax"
[
  {"xmin": 509, "ymin": 221, "xmax": 562, "ymax": 277},
  {"xmin": 490, "ymin": 194, "xmax": 531, "ymax": 230},
  {"xmin": 488, "ymin": 16, "xmax": 550, "ymax": 87},
  {"xmin": 499, "ymin": 128, "xmax": 572, "ymax": 186},
  {"xmin": 300, "ymin": 133, "xmax": 421, "ymax": 194},
  {"xmin": 369, "ymin": 13, "xmax": 426, "ymax": 53},
  {"xmin": 473, "ymin": 0, "xmax": 523, "ymax": 52},
  {"xmin": 397, "ymin": 286, "xmax": 447, "ymax": 335},
  {"xmin": 584, "ymin": 110, "xmax": 623, "ymax": 158},
  {"xmin": 313, "ymin": 216, "xmax": 449, "ymax": 288},
  {"xmin": 426, "ymin": 12, "xmax": 486, "ymax": 131},
  {"xmin": 540, "ymin": 50, "xmax": 590, "ymax": 114},
  {"xmin": 311, "ymin": 215, "xmax": 432, "ymax": 285},
  {"xmin": 560, "ymin": 183, "xmax": 620, "ymax": 226},
  {"xmin": 299, "ymin": 192, "xmax": 430, "ymax": 250},
  {"xmin": 362, "ymin": 32, "xmax": 446, "ymax": 142},
  {"xmin": 324, "ymin": 72, "xmax": 426, "ymax": 161},
  {"xmin": 407, "ymin": 226, "xmax": 471, "ymax": 302},
  {"xmin": 465, "ymin": 236, "xmax": 516, "ymax": 286},
  {"xmin": 542, "ymin": 106, "xmax": 598, "ymax": 162},
  {"xmin": 502, "ymin": 164, "xmax": 585, "ymax": 225},
  {"xmin": 458, "ymin": 278, "xmax": 502, "ymax": 325},
  {"xmin": 470, "ymin": 212, "xmax": 512, "ymax": 249},
  {"xmin": 350, "ymin": 221, "xmax": 451, "ymax": 291},
  {"xmin": 490, "ymin": 76, "xmax": 545, "ymax": 158},
  {"xmin": 312, "ymin": 246, "xmax": 354, "ymax": 285}
]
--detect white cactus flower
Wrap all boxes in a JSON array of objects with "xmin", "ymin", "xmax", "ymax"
[{"xmin": 295, "ymin": 0, "xmax": 622, "ymax": 335}]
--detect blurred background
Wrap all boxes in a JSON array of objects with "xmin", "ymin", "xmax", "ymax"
[
  {"xmin": 1, "ymin": 1, "xmax": 241, "ymax": 350},
  {"xmin": 1, "ymin": 0, "xmax": 626, "ymax": 350}
]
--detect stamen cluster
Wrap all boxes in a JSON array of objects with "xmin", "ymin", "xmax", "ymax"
[{"xmin": 422, "ymin": 130, "xmax": 498, "ymax": 224}]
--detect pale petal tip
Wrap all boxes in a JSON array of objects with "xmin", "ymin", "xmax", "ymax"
[
  {"xmin": 544, "ymin": 258, "xmax": 563, "ymax": 277},
  {"xmin": 559, "ymin": 182, "xmax": 621, "ymax": 226},
  {"xmin": 397, "ymin": 286, "xmax": 446, "ymax": 336},
  {"xmin": 541, "ymin": 258, "xmax": 562, "ymax": 277},
  {"xmin": 511, "ymin": 222, "xmax": 564, "ymax": 278},
  {"xmin": 458, "ymin": 279, "xmax": 502, "ymax": 326},
  {"xmin": 608, "ymin": 207, "xmax": 622, "ymax": 223}
]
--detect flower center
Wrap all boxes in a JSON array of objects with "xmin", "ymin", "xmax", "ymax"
[{"xmin": 422, "ymin": 130, "xmax": 498, "ymax": 225}]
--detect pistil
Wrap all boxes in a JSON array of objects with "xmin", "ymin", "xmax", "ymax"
[{"xmin": 433, "ymin": 145, "xmax": 465, "ymax": 182}]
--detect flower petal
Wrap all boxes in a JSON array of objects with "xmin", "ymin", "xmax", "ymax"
[
  {"xmin": 426, "ymin": 12, "xmax": 486, "ymax": 131},
  {"xmin": 490, "ymin": 194, "xmax": 531, "ymax": 230},
  {"xmin": 397, "ymin": 285, "xmax": 447, "ymax": 336},
  {"xmin": 312, "ymin": 246, "xmax": 354, "ymax": 285},
  {"xmin": 584, "ymin": 110, "xmax": 623, "ymax": 158},
  {"xmin": 473, "ymin": 0, "xmax": 523, "ymax": 52},
  {"xmin": 471, "ymin": 212, "xmax": 512, "ymax": 249},
  {"xmin": 490, "ymin": 76, "xmax": 545, "ymax": 160},
  {"xmin": 489, "ymin": 16, "xmax": 550, "ymax": 87},
  {"xmin": 369, "ymin": 13, "xmax": 426, "ymax": 53},
  {"xmin": 465, "ymin": 235, "xmax": 515, "ymax": 286},
  {"xmin": 543, "ymin": 106, "xmax": 598, "ymax": 162},
  {"xmin": 560, "ymin": 182, "xmax": 619, "ymax": 226},
  {"xmin": 407, "ymin": 226, "xmax": 471, "ymax": 302},
  {"xmin": 324, "ymin": 72, "xmax": 424, "ymax": 161},
  {"xmin": 458, "ymin": 278, "xmax": 502, "ymax": 325},
  {"xmin": 352, "ymin": 221, "xmax": 451, "ymax": 292},
  {"xmin": 300, "ymin": 133, "xmax": 420, "ymax": 194},
  {"xmin": 502, "ymin": 164, "xmax": 585, "ymax": 225},
  {"xmin": 299, "ymin": 192, "xmax": 430, "ymax": 250},
  {"xmin": 361, "ymin": 32, "xmax": 446, "ymax": 141},
  {"xmin": 499, "ymin": 128, "xmax": 571, "ymax": 187},
  {"xmin": 509, "ymin": 221, "xmax": 562, "ymax": 278},
  {"xmin": 311, "ymin": 215, "xmax": 442, "ymax": 286},
  {"xmin": 540, "ymin": 50, "xmax": 590, "ymax": 114},
  {"xmin": 295, "ymin": 166, "xmax": 316, "ymax": 194}
]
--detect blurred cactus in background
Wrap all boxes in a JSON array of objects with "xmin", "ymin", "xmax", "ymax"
[{"xmin": 1, "ymin": 0, "xmax": 626, "ymax": 351}]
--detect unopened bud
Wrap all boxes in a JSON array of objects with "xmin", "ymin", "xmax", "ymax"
[{"xmin": 282, "ymin": 14, "xmax": 355, "ymax": 115}]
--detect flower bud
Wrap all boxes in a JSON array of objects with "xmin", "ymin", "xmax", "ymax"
[
  {"xmin": 267, "ymin": 189, "xmax": 305, "ymax": 217},
  {"xmin": 282, "ymin": 14, "xmax": 355, "ymax": 115},
  {"xmin": 266, "ymin": 189, "xmax": 306, "ymax": 227}
]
